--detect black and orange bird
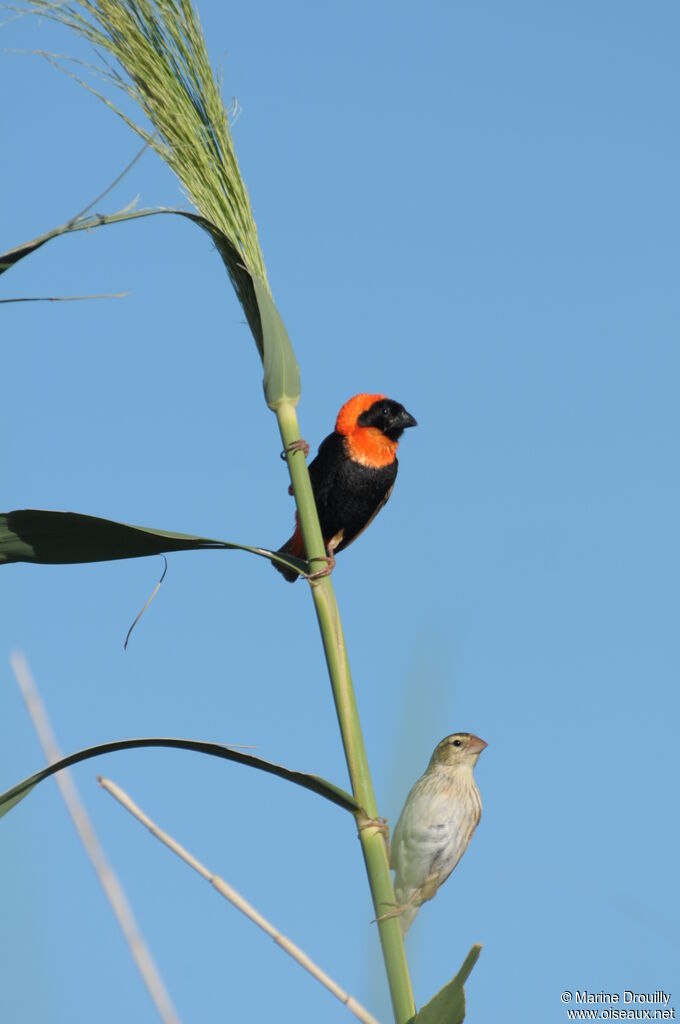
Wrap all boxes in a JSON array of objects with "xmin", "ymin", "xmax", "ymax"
[{"xmin": 275, "ymin": 393, "xmax": 417, "ymax": 581}]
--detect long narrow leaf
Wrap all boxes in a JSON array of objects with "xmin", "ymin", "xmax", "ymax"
[
  {"xmin": 0, "ymin": 510, "xmax": 305, "ymax": 575},
  {"xmin": 0, "ymin": 737, "xmax": 360, "ymax": 820},
  {"xmin": 0, "ymin": 204, "xmax": 260, "ymax": 339},
  {"xmin": 1, "ymin": 205, "xmax": 297, "ymax": 393},
  {"xmin": 0, "ymin": 205, "xmax": 187, "ymax": 276}
]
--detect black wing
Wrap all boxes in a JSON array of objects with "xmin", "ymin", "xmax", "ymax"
[{"xmin": 308, "ymin": 432, "xmax": 345, "ymax": 506}]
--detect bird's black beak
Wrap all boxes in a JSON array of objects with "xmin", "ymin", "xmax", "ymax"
[{"xmin": 384, "ymin": 406, "xmax": 417, "ymax": 442}]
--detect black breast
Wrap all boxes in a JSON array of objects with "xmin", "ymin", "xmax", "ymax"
[{"xmin": 308, "ymin": 432, "xmax": 398, "ymax": 552}]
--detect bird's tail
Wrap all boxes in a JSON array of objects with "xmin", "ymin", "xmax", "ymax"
[{"xmin": 273, "ymin": 522, "xmax": 304, "ymax": 583}]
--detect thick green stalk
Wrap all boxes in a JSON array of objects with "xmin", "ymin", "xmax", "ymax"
[{"xmin": 276, "ymin": 402, "xmax": 415, "ymax": 1024}]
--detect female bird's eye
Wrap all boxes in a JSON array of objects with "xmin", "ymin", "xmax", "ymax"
[{"xmin": 452, "ymin": 739, "xmax": 462, "ymax": 747}]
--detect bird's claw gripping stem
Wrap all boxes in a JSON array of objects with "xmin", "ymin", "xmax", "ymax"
[
  {"xmin": 356, "ymin": 815, "xmax": 390, "ymax": 857},
  {"xmin": 374, "ymin": 904, "xmax": 404, "ymax": 924},
  {"xmin": 356, "ymin": 815, "xmax": 389, "ymax": 838},
  {"xmin": 306, "ymin": 548, "xmax": 336, "ymax": 581},
  {"xmin": 280, "ymin": 438, "xmax": 310, "ymax": 460}
]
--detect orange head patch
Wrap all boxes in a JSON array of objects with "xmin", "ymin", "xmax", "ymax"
[
  {"xmin": 335, "ymin": 393, "xmax": 396, "ymax": 468},
  {"xmin": 335, "ymin": 393, "xmax": 386, "ymax": 436},
  {"xmin": 335, "ymin": 393, "xmax": 417, "ymax": 468}
]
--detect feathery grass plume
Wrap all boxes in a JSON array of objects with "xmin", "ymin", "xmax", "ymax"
[{"xmin": 22, "ymin": 0, "xmax": 267, "ymax": 341}]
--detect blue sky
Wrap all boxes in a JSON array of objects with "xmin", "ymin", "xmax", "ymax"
[{"xmin": 2, "ymin": 3, "xmax": 679, "ymax": 1022}]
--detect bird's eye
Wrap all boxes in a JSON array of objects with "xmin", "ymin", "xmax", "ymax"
[
  {"xmin": 382, "ymin": 406, "xmax": 390, "ymax": 417},
  {"xmin": 452, "ymin": 739, "xmax": 462, "ymax": 747}
]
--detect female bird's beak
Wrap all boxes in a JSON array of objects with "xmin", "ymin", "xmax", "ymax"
[{"xmin": 467, "ymin": 735, "xmax": 488, "ymax": 754}]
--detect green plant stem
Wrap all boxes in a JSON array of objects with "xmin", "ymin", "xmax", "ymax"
[{"xmin": 277, "ymin": 402, "xmax": 416, "ymax": 1024}]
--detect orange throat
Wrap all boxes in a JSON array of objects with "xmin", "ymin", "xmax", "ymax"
[{"xmin": 345, "ymin": 428, "xmax": 398, "ymax": 468}]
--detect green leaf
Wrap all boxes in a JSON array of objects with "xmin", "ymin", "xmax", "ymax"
[
  {"xmin": 252, "ymin": 277, "xmax": 301, "ymax": 409},
  {"xmin": 0, "ymin": 208, "xmax": 280, "ymax": 393},
  {"xmin": 0, "ymin": 201, "xmax": 266, "ymax": 344},
  {"xmin": 410, "ymin": 945, "xmax": 482, "ymax": 1024},
  {"xmin": 0, "ymin": 509, "xmax": 305, "ymax": 576},
  {"xmin": 0, "ymin": 737, "xmax": 360, "ymax": 821},
  {"xmin": 0, "ymin": 206, "xmax": 199, "ymax": 277},
  {"xmin": 0, "ymin": 782, "xmax": 39, "ymax": 817}
]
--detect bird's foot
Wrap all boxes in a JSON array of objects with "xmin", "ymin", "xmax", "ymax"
[
  {"xmin": 373, "ymin": 900, "xmax": 409, "ymax": 925},
  {"xmin": 306, "ymin": 548, "xmax": 336, "ymax": 581},
  {"xmin": 280, "ymin": 439, "xmax": 310, "ymax": 461},
  {"xmin": 356, "ymin": 815, "xmax": 390, "ymax": 856},
  {"xmin": 356, "ymin": 815, "xmax": 389, "ymax": 837}
]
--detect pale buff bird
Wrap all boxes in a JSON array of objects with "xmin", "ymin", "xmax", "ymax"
[{"xmin": 389, "ymin": 732, "xmax": 486, "ymax": 935}]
